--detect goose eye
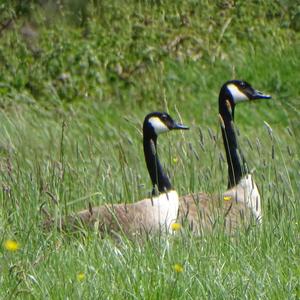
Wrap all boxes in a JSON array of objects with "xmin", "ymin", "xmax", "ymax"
[{"xmin": 240, "ymin": 81, "xmax": 245, "ymax": 88}]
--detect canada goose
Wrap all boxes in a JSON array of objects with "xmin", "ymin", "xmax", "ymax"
[
  {"xmin": 178, "ymin": 80, "xmax": 271, "ymax": 233},
  {"xmin": 45, "ymin": 112, "xmax": 188, "ymax": 236}
]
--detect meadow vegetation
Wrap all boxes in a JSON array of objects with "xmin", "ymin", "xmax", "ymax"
[{"xmin": 0, "ymin": 0, "xmax": 299, "ymax": 298}]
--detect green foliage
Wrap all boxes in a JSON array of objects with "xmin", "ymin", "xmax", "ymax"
[
  {"xmin": 0, "ymin": 0, "xmax": 299, "ymax": 109},
  {"xmin": 0, "ymin": 1, "xmax": 299, "ymax": 299}
]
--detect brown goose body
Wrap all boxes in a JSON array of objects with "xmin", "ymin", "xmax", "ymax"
[
  {"xmin": 58, "ymin": 190, "xmax": 178, "ymax": 237},
  {"xmin": 178, "ymin": 174, "xmax": 261, "ymax": 234}
]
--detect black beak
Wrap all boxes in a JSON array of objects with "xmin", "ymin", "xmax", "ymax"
[
  {"xmin": 172, "ymin": 122, "xmax": 189, "ymax": 130},
  {"xmin": 250, "ymin": 89, "xmax": 272, "ymax": 100}
]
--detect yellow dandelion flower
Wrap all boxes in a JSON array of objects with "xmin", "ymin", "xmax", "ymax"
[
  {"xmin": 173, "ymin": 263, "xmax": 183, "ymax": 273},
  {"xmin": 4, "ymin": 240, "xmax": 20, "ymax": 252},
  {"xmin": 171, "ymin": 222, "xmax": 181, "ymax": 231},
  {"xmin": 172, "ymin": 157, "xmax": 178, "ymax": 164},
  {"xmin": 223, "ymin": 196, "xmax": 232, "ymax": 201},
  {"xmin": 76, "ymin": 272, "xmax": 85, "ymax": 282}
]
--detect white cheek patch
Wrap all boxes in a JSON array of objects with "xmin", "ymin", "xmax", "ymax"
[
  {"xmin": 227, "ymin": 84, "xmax": 249, "ymax": 103},
  {"xmin": 149, "ymin": 117, "xmax": 169, "ymax": 135}
]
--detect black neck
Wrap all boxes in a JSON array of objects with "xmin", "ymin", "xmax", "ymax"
[
  {"xmin": 143, "ymin": 135, "xmax": 172, "ymax": 195},
  {"xmin": 219, "ymin": 98, "xmax": 248, "ymax": 188}
]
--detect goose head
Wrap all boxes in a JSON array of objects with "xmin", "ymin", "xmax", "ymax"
[
  {"xmin": 220, "ymin": 80, "xmax": 271, "ymax": 108},
  {"xmin": 143, "ymin": 112, "xmax": 189, "ymax": 139}
]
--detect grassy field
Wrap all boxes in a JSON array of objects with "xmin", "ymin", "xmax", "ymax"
[{"xmin": 0, "ymin": 1, "xmax": 299, "ymax": 299}]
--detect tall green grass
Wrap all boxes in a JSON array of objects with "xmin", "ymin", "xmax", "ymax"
[{"xmin": 0, "ymin": 1, "xmax": 299, "ymax": 299}]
